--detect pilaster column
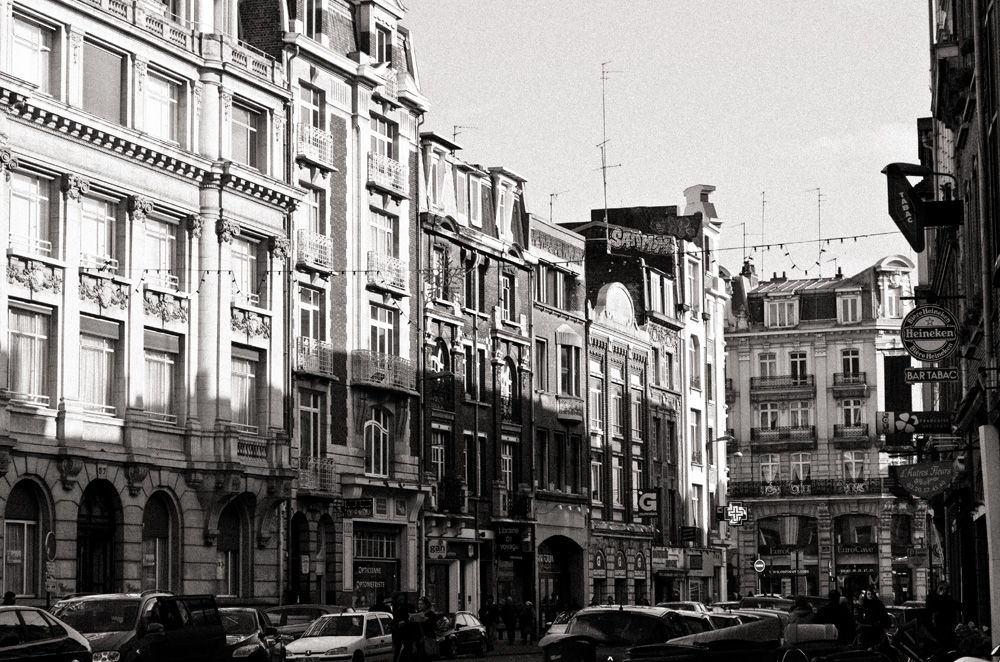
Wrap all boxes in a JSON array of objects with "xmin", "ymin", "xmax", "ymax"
[
  {"xmin": 197, "ymin": 77, "xmax": 220, "ymax": 159},
  {"xmin": 133, "ymin": 58, "xmax": 148, "ymax": 132},
  {"xmin": 67, "ymin": 28, "xmax": 85, "ymax": 109},
  {"xmin": 57, "ymin": 173, "xmax": 88, "ymax": 440}
]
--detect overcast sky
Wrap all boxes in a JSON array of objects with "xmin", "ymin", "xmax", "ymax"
[{"xmin": 404, "ymin": 1, "xmax": 932, "ymax": 281}]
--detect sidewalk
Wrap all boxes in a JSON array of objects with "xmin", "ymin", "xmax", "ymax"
[{"xmin": 487, "ymin": 638, "xmax": 543, "ymax": 656}]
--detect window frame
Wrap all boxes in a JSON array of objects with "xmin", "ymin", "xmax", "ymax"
[
  {"xmin": 8, "ymin": 170, "xmax": 53, "ymax": 257},
  {"xmin": 231, "ymin": 100, "xmax": 267, "ymax": 171},
  {"xmin": 145, "ymin": 218, "xmax": 180, "ymax": 290},
  {"xmin": 790, "ymin": 452, "xmax": 811, "ymax": 483},
  {"xmin": 364, "ymin": 408, "xmax": 391, "ymax": 477},
  {"xmin": 299, "ymin": 388, "xmax": 325, "ymax": 458},
  {"xmin": 766, "ymin": 299, "xmax": 798, "ymax": 328},
  {"xmin": 839, "ymin": 294, "xmax": 861, "ymax": 323},
  {"xmin": 231, "ymin": 349, "xmax": 259, "ymax": 434},
  {"xmin": 145, "ymin": 70, "xmax": 182, "ymax": 144},
  {"xmin": 12, "ymin": 13, "xmax": 55, "ymax": 96},
  {"xmin": 83, "ymin": 39, "xmax": 125, "ymax": 124},
  {"xmin": 534, "ymin": 338, "xmax": 548, "ymax": 391},
  {"xmin": 559, "ymin": 344, "xmax": 582, "ymax": 397},
  {"xmin": 8, "ymin": 305, "xmax": 51, "ymax": 407}
]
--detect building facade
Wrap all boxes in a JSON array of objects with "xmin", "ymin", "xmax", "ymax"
[{"xmin": 723, "ymin": 256, "xmax": 930, "ymax": 603}]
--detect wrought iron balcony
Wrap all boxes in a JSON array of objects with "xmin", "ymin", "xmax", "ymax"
[
  {"xmin": 727, "ymin": 477, "xmax": 886, "ymax": 498},
  {"xmin": 296, "ymin": 337, "xmax": 337, "ymax": 378},
  {"xmin": 351, "ymin": 350, "xmax": 416, "ymax": 392},
  {"xmin": 833, "ymin": 423, "xmax": 869, "ymax": 438},
  {"xmin": 366, "ymin": 251, "xmax": 407, "ymax": 292},
  {"xmin": 298, "ymin": 456, "xmax": 336, "ymax": 492},
  {"xmin": 751, "ymin": 426, "xmax": 816, "ymax": 442},
  {"xmin": 374, "ymin": 66, "xmax": 398, "ymax": 101},
  {"xmin": 834, "ymin": 372, "xmax": 867, "ymax": 386},
  {"xmin": 436, "ymin": 476, "xmax": 467, "ymax": 514},
  {"xmin": 295, "ymin": 123, "xmax": 336, "ymax": 170},
  {"xmin": 750, "ymin": 374, "xmax": 815, "ymax": 389},
  {"xmin": 367, "ymin": 153, "xmax": 407, "ymax": 196},
  {"xmin": 296, "ymin": 230, "xmax": 335, "ymax": 273}
]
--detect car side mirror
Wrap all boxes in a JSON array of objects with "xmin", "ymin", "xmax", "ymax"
[{"xmin": 145, "ymin": 622, "xmax": 165, "ymax": 636}]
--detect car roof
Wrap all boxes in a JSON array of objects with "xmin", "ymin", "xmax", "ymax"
[{"xmin": 573, "ymin": 605, "xmax": 680, "ymax": 617}]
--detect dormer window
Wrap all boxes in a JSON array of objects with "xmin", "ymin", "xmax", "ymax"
[
  {"xmin": 766, "ymin": 299, "xmax": 798, "ymax": 328},
  {"xmin": 884, "ymin": 286, "xmax": 901, "ymax": 318},
  {"xmin": 839, "ymin": 294, "xmax": 861, "ymax": 323},
  {"xmin": 374, "ymin": 24, "xmax": 392, "ymax": 63}
]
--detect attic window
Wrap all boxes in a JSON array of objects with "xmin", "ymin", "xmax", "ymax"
[
  {"xmin": 374, "ymin": 25, "xmax": 392, "ymax": 63},
  {"xmin": 839, "ymin": 295, "xmax": 861, "ymax": 323},
  {"xmin": 766, "ymin": 299, "xmax": 797, "ymax": 328}
]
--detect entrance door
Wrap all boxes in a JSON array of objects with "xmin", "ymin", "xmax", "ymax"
[
  {"xmin": 77, "ymin": 482, "xmax": 118, "ymax": 593},
  {"xmin": 427, "ymin": 563, "xmax": 450, "ymax": 614}
]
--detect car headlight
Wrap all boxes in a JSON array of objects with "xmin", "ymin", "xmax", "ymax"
[
  {"xmin": 232, "ymin": 643, "xmax": 261, "ymax": 658},
  {"xmin": 93, "ymin": 652, "xmax": 121, "ymax": 662},
  {"xmin": 326, "ymin": 647, "xmax": 349, "ymax": 655}
]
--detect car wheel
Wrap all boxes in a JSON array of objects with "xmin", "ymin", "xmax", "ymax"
[
  {"xmin": 352, "ymin": 650, "xmax": 364, "ymax": 662},
  {"xmin": 445, "ymin": 636, "xmax": 458, "ymax": 659},
  {"xmin": 475, "ymin": 635, "xmax": 487, "ymax": 658}
]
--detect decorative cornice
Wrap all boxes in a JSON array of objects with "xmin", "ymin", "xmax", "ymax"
[
  {"xmin": 7, "ymin": 257, "xmax": 63, "ymax": 293},
  {"xmin": 79, "ymin": 274, "xmax": 128, "ymax": 309},
  {"xmin": 231, "ymin": 309, "xmax": 271, "ymax": 338},
  {"xmin": 62, "ymin": 173, "xmax": 90, "ymax": 201},
  {"xmin": 144, "ymin": 291, "xmax": 189, "ymax": 323},
  {"xmin": 269, "ymin": 236, "xmax": 290, "ymax": 260},
  {"xmin": 216, "ymin": 219, "xmax": 241, "ymax": 243},
  {"xmin": 128, "ymin": 195, "xmax": 154, "ymax": 223},
  {"xmin": 186, "ymin": 214, "xmax": 203, "ymax": 238}
]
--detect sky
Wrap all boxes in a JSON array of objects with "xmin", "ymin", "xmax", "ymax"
[{"xmin": 403, "ymin": 1, "xmax": 932, "ymax": 281}]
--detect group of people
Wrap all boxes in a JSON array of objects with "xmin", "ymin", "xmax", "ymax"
[
  {"xmin": 785, "ymin": 582, "xmax": 963, "ymax": 654},
  {"xmin": 370, "ymin": 591, "xmax": 439, "ymax": 662},
  {"xmin": 478, "ymin": 595, "xmax": 537, "ymax": 648}
]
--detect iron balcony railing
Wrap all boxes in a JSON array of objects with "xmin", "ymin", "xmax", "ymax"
[
  {"xmin": 727, "ymin": 477, "xmax": 886, "ymax": 498},
  {"xmin": 8, "ymin": 233, "xmax": 52, "ymax": 257},
  {"xmin": 296, "ymin": 230, "xmax": 335, "ymax": 273},
  {"xmin": 296, "ymin": 337, "xmax": 337, "ymax": 378},
  {"xmin": 375, "ymin": 66, "xmax": 398, "ymax": 100},
  {"xmin": 833, "ymin": 423, "xmax": 869, "ymax": 438},
  {"xmin": 750, "ymin": 374, "xmax": 815, "ymax": 389},
  {"xmin": 750, "ymin": 426, "xmax": 816, "ymax": 442},
  {"xmin": 298, "ymin": 456, "xmax": 336, "ymax": 492},
  {"xmin": 295, "ymin": 123, "xmax": 336, "ymax": 169},
  {"xmin": 351, "ymin": 350, "xmax": 416, "ymax": 391},
  {"xmin": 834, "ymin": 372, "xmax": 867, "ymax": 386},
  {"xmin": 366, "ymin": 251, "xmax": 407, "ymax": 291},
  {"xmin": 367, "ymin": 153, "xmax": 407, "ymax": 195}
]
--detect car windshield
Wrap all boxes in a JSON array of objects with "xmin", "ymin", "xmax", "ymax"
[
  {"xmin": 222, "ymin": 612, "xmax": 258, "ymax": 635},
  {"xmin": 52, "ymin": 599, "xmax": 140, "ymax": 633},
  {"xmin": 567, "ymin": 612, "xmax": 669, "ymax": 646},
  {"xmin": 304, "ymin": 615, "xmax": 364, "ymax": 638}
]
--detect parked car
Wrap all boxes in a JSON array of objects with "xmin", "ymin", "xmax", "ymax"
[
  {"xmin": 655, "ymin": 601, "xmax": 709, "ymax": 613},
  {"xmin": 220, "ymin": 607, "xmax": 284, "ymax": 662},
  {"xmin": 0, "ymin": 605, "xmax": 91, "ymax": 661},
  {"xmin": 263, "ymin": 604, "xmax": 353, "ymax": 643},
  {"xmin": 435, "ymin": 611, "xmax": 487, "ymax": 658},
  {"xmin": 669, "ymin": 609, "xmax": 717, "ymax": 635},
  {"xmin": 51, "ymin": 592, "xmax": 225, "ymax": 662},
  {"xmin": 542, "ymin": 609, "xmax": 576, "ymax": 636},
  {"xmin": 706, "ymin": 612, "xmax": 742, "ymax": 630},
  {"xmin": 538, "ymin": 605, "xmax": 691, "ymax": 662},
  {"xmin": 737, "ymin": 595, "xmax": 794, "ymax": 611},
  {"xmin": 284, "ymin": 611, "xmax": 393, "ymax": 662}
]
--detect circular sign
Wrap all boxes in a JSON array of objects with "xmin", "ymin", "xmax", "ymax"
[
  {"xmin": 753, "ymin": 559, "xmax": 766, "ymax": 574},
  {"xmin": 44, "ymin": 531, "xmax": 56, "ymax": 562},
  {"xmin": 901, "ymin": 305, "xmax": 959, "ymax": 362}
]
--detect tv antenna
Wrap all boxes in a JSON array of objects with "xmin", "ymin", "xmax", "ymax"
[
  {"xmin": 760, "ymin": 191, "xmax": 766, "ymax": 277},
  {"xmin": 807, "ymin": 187, "xmax": 825, "ymax": 275},
  {"xmin": 598, "ymin": 61, "xmax": 622, "ymax": 224},
  {"xmin": 453, "ymin": 125, "xmax": 478, "ymax": 142},
  {"xmin": 549, "ymin": 190, "xmax": 570, "ymax": 223}
]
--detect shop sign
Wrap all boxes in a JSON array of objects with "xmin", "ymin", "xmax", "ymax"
[
  {"xmin": 762, "ymin": 546, "xmax": 795, "ymax": 556},
  {"xmin": 634, "ymin": 553, "xmax": 648, "ymax": 580},
  {"xmin": 353, "ymin": 561, "xmax": 396, "ymax": 594},
  {"xmin": 613, "ymin": 551, "xmax": 627, "ymax": 578},
  {"xmin": 538, "ymin": 552, "xmax": 558, "ymax": 574},
  {"xmin": 895, "ymin": 461, "xmax": 957, "ymax": 498},
  {"xmin": 836, "ymin": 544, "xmax": 876, "ymax": 555},
  {"xmin": 680, "ymin": 526, "xmax": 698, "ymax": 543},
  {"xmin": 877, "ymin": 411, "xmax": 953, "ymax": 437},
  {"xmin": 900, "ymin": 305, "xmax": 959, "ymax": 362},
  {"xmin": 650, "ymin": 547, "xmax": 668, "ymax": 571},
  {"xmin": 427, "ymin": 539, "xmax": 448, "ymax": 560},
  {"xmin": 835, "ymin": 563, "xmax": 877, "ymax": 575},
  {"xmin": 689, "ymin": 555, "xmax": 703, "ymax": 570},
  {"xmin": 770, "ymin": 568, "xmax": 809, "ymax": 577},
  {"xmin": 344, "ymin": 497, "xmax": 374, "ymax": 518},
  {"xmin": 637, "ymin": 488, "xmax": 660, "ymax": 517},
  {"xmin": 495, "ymin": 524, "xmax": 532, "ymax": 561},
  {"xmin": 593, "ymin": 550, "xmax": 607, "ymax": 578}
]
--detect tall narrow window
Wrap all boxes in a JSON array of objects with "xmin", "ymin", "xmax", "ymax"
[
  {"xmin": 371, "ymin": 116, "xmax": 396, "ymax": 160},
  {"xmin": 840, "ymin": 295, "xmax": 860, "ymax": 323},
  {"xmin": 9, "ymin": 172, "xmax": 51, "ymax": 256},
  {"xmin": 758, "ymin": 402, "xmax": 779, "ymax": 429},
  {"xmin": 231, "ymin": 349, "xmax": 258, "ymax": 434},
  {"xmin": 590, "ymin": 456, "xmax": 603, "ymax": 503},
  {"xmin": 299, "ymin": 85, "xmax": 323, "ymax": 129},
  {"xmin": 689, "ymin": 337, "xmax": 701, "ymax": 388},
  {"xmin": 81, "ymin": 196, "xmax": 117, "ymax": 271},
  {"xmin": 885, "ymin": 287, "xmax": 901, "ymax": 318},
  {"xmin": 842, "ymin": 348, "xmax": 860, "ymax": 374},
  {"xmin": 612, "ymin": 455, "xmax": 624, "ymax": 506},
  {"xmin": 469, "ymin": 177, "xmax": 482, "ymax": 227},
  {"xmin": 299, "ymin": 389, "xmax": 325, "ymax": 458},
  {"xmin": 303, "ymin": 0, "xmax": 322, "ymax": 39},
  {"xmin": 843, "ymin": 399, "xmax": 863, "ymax": 426},
  {"xmin": 589, "ymin": 379, "xmax": 605, "ymax": 432},
  {"xmin": 4, "ymin": 484, "xmax": 39, "ymax": 597},
  {"xmin": 141, "ymin": 494, "xmax": 174, "ymax": 592},
  {"xmin": 686, "ymin": 260, "xmax": 699, "ymax": 312},
  {"xmin": 13, "ymin": 15, "xmax": 53, "ymax": 94},
  {"xmin": 146, "ymin": 73, "xmax": 180, "ymax": 143},
  {"xmin": 303, "ymin": 187, "xmax": 325, "ymax": 234},
  {"xmin": 690, "ymin": 409, "xmax": 702, "ymax": 463},
  {"xmin": 559, "ymin": 345, "xmax": 581, "ymax": 396},
  {"xmin": 789, "ymin": 401, "xmax": 810, "ymax": 427},
  {"xmin": 790, "ymin": 351, "xmax": 808, "ymax": 385},
  {"xmin": 371, "ymin": 209, "xmax": 398, "ymax": 257},
  {"xmin": 231, "ymin": 238, "xmax": 260, "ymax": 307},
  {"xmin": 431, "ymin": 246, "xmax": 447, "ymax": 299},
  {"xmin": 144, "ymin": 331, "xmax": 179, "ymax": 423},
  {"xmin": 629, "ymin": 389, "xmax": 643, "ymax": 439},
  {"xmin": 9, "ymin": 307, "xmax": 50, "ymax": 406},
  {"xmin": 83, "ymin": 42, "xmax": 123, "ymax": 124},
  {"xmin": 843, "ymin": 451, "xmax": 865, "ymax": 482},
  {"xmin": 232, "ymin": 103, "xmax": 264, "ymax": 170},
  {"xmin": 760, "ymin": 454, "xmax": 780, "ymax": 483},
  {"xmin": 373, "ymin": 24, "xmax": 392, "ymax": 63},
  {"xmin": 145, "ymin": 219, "xmax": 178, "ymax": 290},
  {"xmin": 364, "ymin": 409, "xmax": 390, "ymax": 477},
  {"xmin": 501, "ymin": 443, "xmax": 514, "ymax": 493},
  {"xmin": 299, "ymin": 287, "xmax": 325, "ymax": 340},
  {"xmin": 80, "ymin": 319, "xmax": 118, "ymax": 416},
  {"xmin": 610, "ymin": 385, "xmax": 624, "ymax": 437},
  {"xmin": 758, "ymin": 352, "xmax": 777, "ymax": 377},
  {"xmin": 501, "ymin": 273, "xmax": 515, "ymax": 321},
  {"xmin": 534, "ymin": 339, "xmax": 548, "ymax": 391},
  {"xmin": 217, "ymin": 504, "xmax": 242, "ymax": 597},
  {"xmin": 791, "ymin": 453, "xmax": 811, "ymax": 483},
  {"xmin": 369, "ymin": 305, "xmax": 398, "ymax": 355}
]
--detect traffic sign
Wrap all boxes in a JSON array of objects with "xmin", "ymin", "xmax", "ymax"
[
  {"xmin": 753, "ymin": 559, "xmax": 766, "ymax": 573},
  {"xmin": 900, "ymin": 305, "xmax": 959, "ymax": 362},
  {"xmin": 904, "ymin": 367, "xmax": 959, "ymax": 383}
]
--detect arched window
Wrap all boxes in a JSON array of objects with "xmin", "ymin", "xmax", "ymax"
[
  {"xmin": 141, "ymin": 493, "xmax": 177, "ymax": 592},
  {"xmin": 218, "ymin": 502, "xmax": 244, "ymax": 597},
  {"xmin": 77, "ymin": 481, "xmax": 119, "ymax": 594},
  {"xmin": 365, "ymin": 408, "xmax": 391, "ymax": 477},
  {"xmin": 4, "ymin": 483, "xmax": 41, "ymax": 597}
]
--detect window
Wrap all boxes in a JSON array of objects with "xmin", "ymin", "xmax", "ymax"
[
  {"xmin": 631, "ymin": 459, "xmax": 643, "ymax": 511},
  {"xmin": 840, "ymin": 294, "xmax": 860, "ymax": 323},
  {"xmin": 232, "ymin": 102, "xmax": 264, "ymax": 170},
  {"xmin": 370, "ymin": 209, "xmax": 398, "ymax": 257},
  {"xmin": 469, "ymin": 177, "xmax": 482, "ymax": 227},
  {"xmin": 758, "ymin": 352, "xmax": 777, "ymax": 377},
  {"xmin": 692, "ymin": 484, "xmax": 703, "ymax": 532},
  {"xmin": 559, "ymin": 345, "xmax": 581, "ymax": 396},
  {"xmin": 364, "ymin": 409, "xmax": 391, "ymax": 477},
  {"xmin": 80, "ymin": 317, "xmax": 119, "ymax": 416},
  {"xmin": 789, "ymin": 401, "xmax": 810, "ymax": 427},
  {"xmin": 217, "ymin": 504, "xmax": 242, "ymax": 597},
  {"xmin": 464, "ymin": 433, "xmax": 479, "ymax": 497},
  {"xmin": 8, "ymin": 307, "xmax": 50, "ymax": 406},
  {"xmin": 83, "ymin": 41, "xmax": 123, "ymax": 124},
  {"xmin": 665, "ymin": 351, "xmax": 675, "ymax": 389},
  {"xmin": 464, "ymin": 346, "xmax": 476, "ymax": 398},
  {"xmin": 464, "ymin": 261, "xmax": 487, "ymax": 312},
  {"xmin": 81, "ymin": 196, "xmax": 118, "ymax": 271},
  {"xmin": 141, "ymin": 494, "xmax": 175, "ymax": 592},
  {"xmin": 501, "ymin": 442, "xmax": 514, "ymax": 510},
  {"xmin": 299, "ymin": 85, "xmax": 323, "ymax": 129},
  {"xmin": 791, "ymin": 453, "xmax": 811, "ymax": 483},
  {"xmin": 842, "ymin": 348, "xmax": 860, "ymax": 374},
  {"xmin": 630, "ymin": 389, "xmax": 643, "ymax": 439},
  {"xmin": 231, "ymin": 237, "xmax": 261, "ymax": 307},
  {"xmin": 885, "ymin": 287, "xmax": 901, "ymax": 318},
  {"xmin": 431, "ymin": 431, "xmax": 446, "ymax": 482},
  {"xmin": 501, "ymin": 273, "xmax": 515, "ymax": 321},
  {"xmin": 686, "ymin": 260, "xmax": 699, "ymax": 312},
  {"xmin": 767, "ymin": 299, "xmax": 797, "ymax": 327},
  {"xmin": 144, "ymin": 330, "xmax": 179, "ymax": 423},
  {"xmin": 8, "ymin": 171, "xmax": 51, "ymax": 256},
  {"xmin": 231, "ymin": 349, "xmax": 259, "ymax": 434},
  {"xmin": 790, "ymin": 351, "xmax": 808, "ymax": 385},
  {"xmin": 690, "ymin": 409, "xmax": 702, "ymax": 462},
  {"xmin": 535, "ymin": 339, "xmax": 548, "ymax": 391},
  {"xmin": 371, "ymin": 116, "xmax": 396, "ymax": 160},
  {"xmin": 4, "ymin": 485, "xmax": 39, "ymax": 597},
  {"xmin": 689, "ymin": 337, "xmax": 701, "ymax": 388},
  {"xmin": 13, "ymin": 14, "xmax": 53, "ymax": 94},
  {"xmin": 373, "ymin": 24, "xmax": 392, "ymax": 63},
  {"xmin": 145, "ymin": 219, "xmax": 179, "ymax": 290},
  {"xmin": 591, "ymin": 456, "xmax": 603, "ymax": 503},
  {"xmin": 843, "ymin": 399, "xmax": 863, "ymax": 426},
  {"xmin": 760, "ymin": 453, "xmax": 780, "ymax": 483},
  {"xmin": 455, "ymin": 170, "xmax": 468, "ymax": 220},
  {"xmin": 369, "ymin": 304, "xmax": 398, "ymax": 355},
  {"xmin": 303, "ymin": 0, "xmax": 322, "ymax": 39},
  {"xmin": 610, "ymin": 385, "xmax": 624, "ymax": 437},
  {"xmin": 303, "ymin": 187, "xmax": 325, "ymax": 234},
  {"xmin": 146, "ymin": 73, "xmax": 180, "ymax": 143},
  {"xmin": 589, "ymin": 379, "xmax": 605, "ymax": 432},
  {"xmin": 299, "ymin": 287, "xmax": 325, "ymax": 340},
  {"xmin": 612, "ymin": 455, "xmax": 624, "ymax": 506},
  {"xmin": 300, "ymin": 389, "xmax": 325, "ymax": 458},
  {"xmin": 843, "ymin": 451, "xmax": 864, "ymax": 481},
  {"xmin": 758, "ymin": 402, "xmax": 779, "ymax": 429},
  {"xmin": 430, "ymin": 246, "xmax": 447, "ymax": 299}
]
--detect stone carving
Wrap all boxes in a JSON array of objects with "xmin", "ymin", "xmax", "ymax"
[
  {"xmin": 134, "ymin": 60, "xmax": 147, "ymax": 93},
  {"xmin": 7, "ymin": 257, "xmax": 63, "ymax": 293},
  {"xmin": 58, "ymin": 456, "xmax": 84, "ymax": 491},
  {"xmin": 0, "ymin": 148, "xmax": 18, "ymax": 181},
  {"xmin": 69, "ymin": 31, "xmax": 82, "ymax": 65},
  {"xmin": 220, "ymin": 89, "xmax": 232, "ymax": 124},
  {"xmin": 79, "ymin": 275, "xmax": 128, "ymax": 309},
  {"xmin": 124, "ymin": 464, "xmax": 148, "ymax": 497},
  {"xmin": 186, "ymin": 214, "xmax": 203, "ymax": 238},
  {"xmin": 144, "ymin": 291, "xmax": 189, "ymax": 323},
  {"xmin": 269, "ymin": 236, "xmax": 290, "ymax": 260},
  {"xmin": 216, "ymin": 219, "xmax": 240, "ymax": 243},
  {"xmin": 62, "ymin": 173, "xmax": 90, "ymax": 201},
  {"xmin": 231, "ymin": 309, "xmax": 271, "ymax": 338},
  {"xmin": 128, "ymin": 195, "xmax": 154, "ymax": 223}
]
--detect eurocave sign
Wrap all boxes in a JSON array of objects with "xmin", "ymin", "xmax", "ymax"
[{"xmin": 895, "ymin": 461, "xmax": 957, "ymax": 498}]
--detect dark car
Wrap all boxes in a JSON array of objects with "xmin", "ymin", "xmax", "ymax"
[
  {"xmin": 220, "ymin": 607, "xmax": 284, "ymax": 662},
  {"xmin": 737, "ymin": 595, "xmax": 793, "ymax": 611},
  {"xmin": 51, "ymin": 592, "xmax": 225, "ymax": 662},
  {"xmin": 538, "ymin": 606, "xmax": 691, "ymax": 662},
  {"xmin": 262, "ymin": 604, "xmax": 352, "ymax": 643},
  {"xmin": 435, "ymin": 611, "xmax": 487, "ymax": 658},
  {"xmin": 0, "ymin": 605, "xmax": 91, "ymax": 661}
]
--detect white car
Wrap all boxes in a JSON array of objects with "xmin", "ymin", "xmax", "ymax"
[{"xmin": 285, "ymin": 611, "xmax": 394, "ymax": 661}]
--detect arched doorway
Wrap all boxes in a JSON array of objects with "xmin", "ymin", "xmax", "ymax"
[
  {"xmin": 141, "ymin": 492, "xmax": 179, "ymax": 592},
  {"xmin": 4, "ymin": 481, "xmax": 46, "ymax": 598},
  {"xmin": 289, "ymin": 512, "xmax": 310, "ymax": 603},
  {"xmin": 756, "ymin": 514, "xmax": 819, "ymax": 596},
  {"xmin": 218, "ymin": 500, "xmax": 249, "ymax": 597},
  {"xmin": 537, "ymin": 536, "xmax": 583, "ymax": 627},
  {"xmin": 76, "ymin": 481, "xmax": 121, "ymax": 594}
]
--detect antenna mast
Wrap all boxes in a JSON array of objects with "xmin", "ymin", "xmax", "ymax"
[
  {"xmin": 599, "ymin": 61, "xmax": 622, "ymax": 225},
  {"xmin": 453, "ymin": 125, "xmax": 478, "ymax": 142},
  {"xmin": 549, "ymin": 190, "xmax": 570, "ymax": 223},
  {"xmin": 808, "ymin": 187, "xmax": 825, "ymax": 276}
]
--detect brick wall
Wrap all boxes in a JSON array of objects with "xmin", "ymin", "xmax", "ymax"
[
  {"xmin": 238, "ymin": 0, "xmax": 283, "ymax": 59},
  {"xmin": 328, "ymin": 113, "xmax": 349, "ymax": 443}
]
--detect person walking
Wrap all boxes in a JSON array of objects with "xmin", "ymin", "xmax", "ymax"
[
  {"xmin": 391, "ymin": 591, "xmax": 417, "ymax": 662},
  {"xmin": 926, "ymin": 581, "xmax": 962, "ymax": 647},
  {"xmin": 499, "ymin": 597, "xmax": 517, "ymax": 645},
  {"xmin": 1, "ymin": 592, "xmax": 14, "ymax": 605},
  {"xmin": 479, "ymin": 595, "xmax": 500, "ymax": 650},
  {"xmin": 519, "ymin": 601, "xmax": 537, "ymax": 644},
  {"xmin": 411, "ymin": 596, "xmax": 439, "ymax": 661},
  {"xmin": 815, "ymin": 590, "xmax": 855, "ymax": 642},
  {"xmin": 856, "ymin": 589, "xmax": 890, "ymax": 650},
  {"xmin": 787, "ymin": 596, "xmax": 816, "ymax": 625}
]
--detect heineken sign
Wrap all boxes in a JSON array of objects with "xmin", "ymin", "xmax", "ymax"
[{"xmin": 900, "ymin": 305, "xmax": 959, "ymax": 362}]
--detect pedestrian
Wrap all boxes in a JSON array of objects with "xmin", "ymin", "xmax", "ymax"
[
  {"xmin": 479, "ymin": 595, "xmax": 500, "ymax": 650},
  {"xmin": 787, "ymin": 596, "xmax": 816, "ymax": 625},
  {"xmin": 411, "ymin": 595, "xmax": 439, "ymax": 661},
  {"xmin": 499, "ymin": 597, "xmax": 517, "ymax": 644},
  {"xmin": 856, "ymin": 589, "xmax": 890, "ymax": 650},
  {"xmin": 391, "ymin": 591, "xmax": 417, "ymax": 662},
  {"xmin": 815, "ymin": 590, "xmax": 855, "ymax": 642},
  {"xmin": 1, "ymin": 592, "xmax": 14, "ymax": 606},
  {"xmin": 370, "ymin": 593, "xmax": 392, "ymax": 614},
  {"xmin": 926, "ymin": 581, "xmax": 962, "ymax": 646},
  {"xmin": 519, "ymin": 601, "xmax": 537, "ymax": 644}
]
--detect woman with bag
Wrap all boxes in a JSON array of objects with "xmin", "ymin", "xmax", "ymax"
[{"xmin": 410, "ymin": 596, "xmax": 440, "ymax": 661}]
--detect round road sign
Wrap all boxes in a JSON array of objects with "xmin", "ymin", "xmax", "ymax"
[
  {"xmin": 901, "ymin": 305, "xmax": 959, "ymax": 362},
  {"xmin": 753, "ymin": 559, "xmax": 766, "ymax": 573}
]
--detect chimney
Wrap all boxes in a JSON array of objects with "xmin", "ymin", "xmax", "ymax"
[{"xmin": 835, "ymin": 267, "xmax": 843, "ymax": 279}]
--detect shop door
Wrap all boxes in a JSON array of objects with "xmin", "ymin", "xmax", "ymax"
[{"xmin": 427, "ymin": 563, "xmax": 450, "ymax": 613}]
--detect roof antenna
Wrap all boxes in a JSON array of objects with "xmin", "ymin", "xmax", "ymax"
[
  {"xmin": 452, "ymin": 125, "xmax": 478, "ymax": 142},
  {"xmin": 807, "ymin": 187, "xmax": 825, "ymax": 276},
  {"xmin": 598, "ymin": 61, "xmax": 622, "ymax": 249},
  {"xmin": 549, "ymin": 190, "xmax": 570, "ymax": 223}
]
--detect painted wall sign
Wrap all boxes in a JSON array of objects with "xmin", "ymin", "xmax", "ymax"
[
  {"xmin": 597, "ymin": 207, "xmax": 704, "ymax": 247},
  {"xmin": 344, "ymin": 497, "xmax": 374, "ymax": 518},
  {"xmin": 895, "ymin": 461, "xmax": 957, "ymax": 498},
  {"xmin": 836, "ymin": 544, "xmax": 877, "ymax": 554}
]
